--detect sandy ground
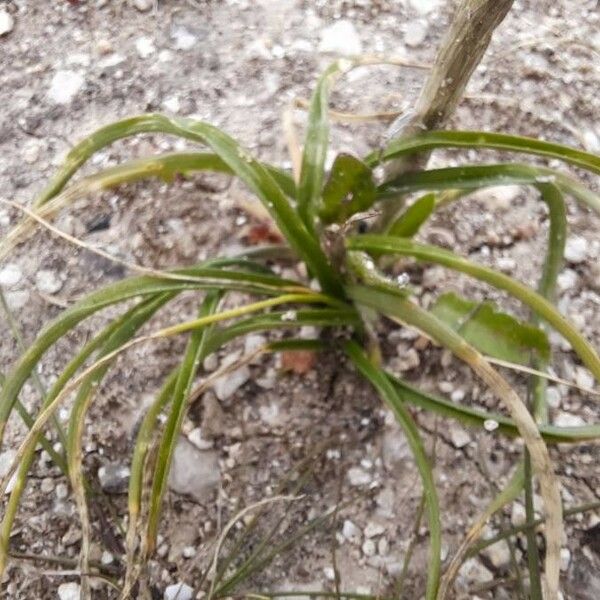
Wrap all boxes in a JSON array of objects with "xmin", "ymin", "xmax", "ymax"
[{"xmin": 0, "ymin": 0, "xmax": 599, "ymax": 598}]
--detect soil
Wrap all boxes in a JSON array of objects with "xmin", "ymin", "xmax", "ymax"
[{"xmin": 0, "ymin": 0, "xmax": 599, "ymax": 599}]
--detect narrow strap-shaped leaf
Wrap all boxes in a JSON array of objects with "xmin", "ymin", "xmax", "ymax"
[
  {"xmin": 347, "ymin": 234, "xmax": 600, "ymax": 382},
  {"xmin": 387, "ymin": 192, "xmax": 435, "ymax": 237},
  {"xmin": 377, "ymin": 163, "xmax": 600, "ymax": 214},
  {"xmin": 344, "ymin": 340, "xmax": 441, "ymax": 600},
  {"xmin": 145, "ymin": 292, "xmax": 222, "ymax": 551},
  {"xmin": 30, "ymin": 113, "xmax": 341, "ymax": 296},
  {"xmin": 367, "ymin": 130, "xmax": 600, "ymax": 175},
  {"xmin": 297, "ymin": 61, "xmax": 347, "ymax": 232},
  {"xmin": 0, "ymin": 261, "xmax": 300, "ymax": 437}
]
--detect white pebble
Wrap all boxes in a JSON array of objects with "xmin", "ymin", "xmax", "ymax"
[
  {"xmin": 362, "ymin": 538, "xmax": 376, "ymax": 557},
  {"xmin": 405, "ymin": 21, "xmax": 427, "ymax": 47},
  {"xmin": 35, "ymin": 270, "xmax": 63, "ymax": 294},
  {"xmin": 132, "ymin": 0, "xmax": 153, "ymax": 11},
  {"xmin": 483, "ymin": 419, "xmax": 499, "ymax": 432},
  {"xmin": 172, "ymin": 27, "xmax": 198, "ymax": 50},
  {"xmin": 0, "ymin": 450, "xmax": 17, "ymax": 494},
  {"xmin": 48, "ymin": 70, "xmax": 85, "ymax": 105},
  {"xmin": 101, "ymin": 551, "xmax": 114, "ymax": 565},
  {"xmin": 564, "ymin": 236, "xmax": 588, "ymax": 264},
  {"xmin": 557, "ymin": 269, "xmax": 578, "ymax": 293},
  {"xmin": 347, "ymin": 466, "xmax": 371, "ymax": 487},
  {"xmin": 56, "ymin": 483, "xmax": 69, "ymax": 500},
  {"xmin": 58, "ymin": 582, "xmax": 81, "ymax": 600},
  {"xmin": 319, "ymin": 20, "xmax": 362, "ymax": 56},
  {"xmin": 575, "ymin": 367, "xmax": 594, "ymax": 390},
  {"xmin": 0, "ymin": 264, "xmax": 22, "ymax": 287},
  {"xmin": 364, "ymin": 522, "xmax": 385, "ymax": 538},
  {"xmin": 342, "ymin": 519, "xmax": 362, "ymax": 544},
  {"xmin": 555, "ymin": 412, "xmax": 586, "ymax": 427},
  {"xmin": 135, "ymin": 36, "xmax": 155, "ymax": 58},
  {"xmin": 164, "ymin": 582, "xmax": 193, "ymax": 600},
  {"xmin": 0, "ymin": 9, "xmax": 14, "ymax": 36},
  {"xmin": 449, "ymin": 426, "xmax": 471, "ymax": 448},
  {"xmin": 560, "ymin": 547, "xmax": 571, "ymax": 571},
  {"xmin": 182, "ymin": 546, "xmax": 196, "ymax": 558},
  {"xmin": 188, "ymin": 427, "xmax": 213, "ymax": 450}
]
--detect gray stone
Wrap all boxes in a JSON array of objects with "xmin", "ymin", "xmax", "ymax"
[
  {"xmin": 35, "ymin": 270, "xmax": 63, "ymax": 294},
  {"xmin": 0, "ymin": 9, "xmax": 14, "ymax": 36},
  {"xmin": 48, "ymin": 70, "xmax": 85, "ymax": 105},
  {"xmin": 364, "ymin": 522, "xmax": 386, "ymax": 538},
  {"xmin": 362, "ymin": 538, "xmax": 376, "ymax": 557},
  {"xmin": 347, "ymin": 466, "xmax": 371, "ymax": 487},
  {"xmin": 458, "ymin": 557, "xmax": 494, "ymax": 584},
  {"xmin": 168, "ymin": 437, "xmax": 220, "ymax": 502},
  {"xmin": 213, "ymin": 354, "xmax": 250, "ymax": 400},
  {"xmin": 382, "ymin": 426, "xmax": 412, "ymax": 471},
  {"xmin": 449, "ymin": 426, "xmax": 471, "ymax": 449},
  {"xmin": 188, "ymin": 427, "xmax": 213, "ymax": 450},
  {"xmin": 482, "ymin": 541, "xmax": 511, "ymax": 568},
  {"xmin": 98, "ymin": 463, "xmax": 130, "ymax": 494},
  {"xmin": 164, "ymin": 583, "xmax": 193, "ymax": 600},
  {"xmin": 172, "ymin": 27, "xmax": 198, "ymax": 50},
  {"xmin": 318, "ymin": 20, "xmax": 362, "ymax": 56},
  {"xmin": 58, "ymin": 582, "xmax": 81, "ymax": 600},
  {"xmin": 342, "ymin": 519, "xmax": 362, "ymax": 544}
]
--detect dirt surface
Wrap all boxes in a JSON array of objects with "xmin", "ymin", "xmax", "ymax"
[{"xmin": 1, "ymin": 0, "xmax": 599, "ymax": 598}]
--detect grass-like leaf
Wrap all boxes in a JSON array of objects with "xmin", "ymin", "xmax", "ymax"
[{"xmin": 430, "ymin": 292, "xmax": 550, "ymax": 364}]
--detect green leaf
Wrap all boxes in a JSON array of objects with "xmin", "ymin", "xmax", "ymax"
[
  {"xmin": 367, "ymin": 130, "xmax": 600, "ymax": 175},
  {"xmin": 376, "ymin": 163, "xmax": 600, "ymax": 215},
  {"xmin": 430, "ymin": 292, "xmax": 550, "ymax": 365},
  {"xmin": 297, "ymin": 62, "xmax": 344, "ymax": 232},
  {"xmin": 344, "ymin": 340, "xmax": 441, "ymax": 600},
  {"xmin": 318, "ymin": 153, "xmax": 376, "ymax": 224},
  {"xmin": 388, "ymin": 193, "xmax": 435, "ymax": 237}
]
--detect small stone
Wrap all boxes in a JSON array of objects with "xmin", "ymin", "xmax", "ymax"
[
  {"xmin": 560, "ymin": 547, "xmax": 571, "ymax": 571},
  {"xmin": 101, "ymin": 551, "xmax": 114, "ymax": 565},
  {"xmin": 135, "ymin": 36, "xmax": 155, "ymax": 58},
  {"xmin": 35, "ymin": 270, "xmax": 63, "ymax": 294},
  {"xmin": 449, "ymin": 426, "xmax": 471, "ymax": 448},
  {"xmin": 22, "ymin": 140, "xmax": 41, "ymax": 164},
  {"xmin": 496, "ymin": 257, "xmax": 516, "ymax": 272},
  {"xmin": 583, "ymin": 129, "xmax": 600, "ymax": 153},
  {"xmin": 382, "ymin": 426, "xmax": 412, "ymax": 471},
  {"xmin": 408, "ymin": 0, "xmax": 442, "ymax": 14},
  {"xmin": 546, "ymin": 386, "xmax": 561, "ymax": 409},
  {"xmin": 96, "ymin": 39, "xmax": 113, "ymax": 55},
  {"xmin": 557, "ymin": 269, "xmax": 578, "ymax": 293},
  {"xmin": 0, "ymin": 264, "xmax": 22, "ymax": 287},
  {"xmin": 564, "ymin": 236, "xmax": 588, "ymax": 264},
  {"xmin": 342, "ymin": 519, "xmax": 362, "ymax": 544},
  {"xmin": 48, "ymin": 70, "xmax": 85, "ymax": 105},
  {"xmin": 511, "ymin": 502, "xmax": 526, "ymax": 527},
  {"xmin": 40, "ymin": 477, "xmax": 54, "ymax": 493},
  {"xmin": 168, "ymin": 437, "xmax": 220, "ymax": 502},
  {"xmin": 364, "ymin": 522, "xmax": 386, "ymax": 538},
  {"xmin": 98, "ymin": 463, "xmax": 130, "ymax": 494},
  {"xmin": 323, "ymin": 566, "xmax": 336, "ymax": 581},
  {"xmin": 182, "ymin": 546, "xmax": 196, "ymax": 558},
  {"xmin": 62, "ymin": 527, "xmax": 82, "ymax": 546},
  {"xmin": 362, "ymin": 539, "xmax": 376, "ymax": 557},
  {"xmin": 58, "ymin": 582, "xmax": 81, "ymax": 600},
  {"xmin": 319, "ymin": 20, "xmax": 362, "ymax": 56},
  {"xmin": 0, "ymin": 9, "xmax": 14, "ymax": 36},
  {"xmin": 164, "ymin": 582, "xmax": 193, "ymax": 600},
  {"xmin": 575, "ymin": 367, "xmax": 594, "ymax": 390},
  {"xmin": 483, "ymin": 419, "xmax": 499, "ymax": 432},
  {"xmin": 132, "ymin": 0, "xmax": 153, "ymax": 12},
  {"xmin": 171, "ymin": 27, "xmax": 198, "ymax": 50},
  {"xmin": 188, "ymin": 427, "xmax": 213, "ymax": 450},
  {"xmin": 346, "ymin": 465, "xmax": 371, "ymax": 486},
  {"xmin": 392, "ymin": 347, "xmax": 420, "ymax": 372},
  {"xmin": 482, "ymin": 541, "xmax": 511, "ymax": 568},
  {"xmin": 201, "ymin": 392, "xmax": 226, "ymax": 437},
  {"xmin": 458, "ymin": 558, "xmax": 494, "ymax": 584},
  {"xmin": 213, "ymin": 355, "xmax": 250, "ymax": 400},
  {"xmin": 405, "ymin": 21, "xmax": 427, "ymax": 47},
  {"xmin": 0, "ymin": 450, "xmax": 17, "ymax": 494},
  {"xmin": 56, "ymin": 483, "xmax": 69, "ymax": 500},
  {"xmin": 378, "ymin": 537, "xmax": 389, "ymax": 556},
  {"xmin": 162, "ymin": 96, "xmax": 180, "ymax": 113},
  {"xmin": 3, "ymin": 290, "xmax": 28, "ymax": 311},
  {"xmin": 555, "ymin": 412, "xmax": 586, "ymax": 427}
]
